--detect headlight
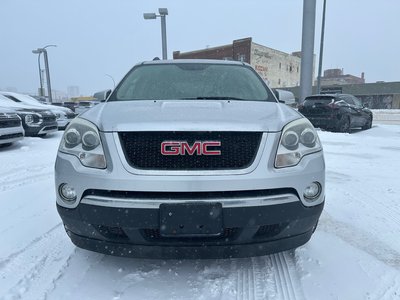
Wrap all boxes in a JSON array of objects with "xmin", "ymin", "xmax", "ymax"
[
  {"xmin": 275, "ymin": 118, "xmax": 322, "ymax": 168},
  {"xmin": 24, "ymin": 113, "xmax": 42, "ymax": 125},
  {"xmin": 59, "ymin": 118, "xmax": 106, "ymax": 169},
  {"xmin": 25, "ymin": 114, "xmax": 34, "ymax": 124}
]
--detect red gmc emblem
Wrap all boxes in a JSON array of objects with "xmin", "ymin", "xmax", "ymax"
[{"xmin": 161, "ymin": 141, "xmax": 221, "ymax": 156}]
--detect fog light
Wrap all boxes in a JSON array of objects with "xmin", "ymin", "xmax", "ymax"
[
  {"xmin": 303, "ymin": 182, "xmax": 321, "ymax": 201},
  {"xmin": 59, "ymin": 183, "xmax": 77, "ymax": 203}
]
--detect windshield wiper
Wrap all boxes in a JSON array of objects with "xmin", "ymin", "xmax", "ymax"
[{"xmin": 178, "ymin": 96, "xmax": 245, "ymax": 100}]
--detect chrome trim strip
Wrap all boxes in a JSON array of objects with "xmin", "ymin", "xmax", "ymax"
[
  {"xmin": 81, "ymin": 193, "xmax": 298, "ymax": 209},
  {"xmin": 38, "ymin": 126, "xmax": 58, "ymax": 134}
]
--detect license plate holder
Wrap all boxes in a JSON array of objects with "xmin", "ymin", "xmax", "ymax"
[{"xmin": 160, "ymin": 203, "xmax": 223, "ymax": 237}]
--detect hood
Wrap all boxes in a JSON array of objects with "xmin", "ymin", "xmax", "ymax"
[{"xmin": 80, "ymin": 100, "xmax": 302, "ymax": 132}]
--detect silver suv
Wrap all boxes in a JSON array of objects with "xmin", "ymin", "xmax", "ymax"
[{"xmin": 55, "ymin": 60, "xmax": 325, "ymax": 259}]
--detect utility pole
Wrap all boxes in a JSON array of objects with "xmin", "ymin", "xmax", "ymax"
[
  {"xmin": 299, "ymin": 0, "xmax": 317, "ymax": 102},
  {"xmin": 317, "ymin": 0, "xmax": 327, "ymax": 94}
]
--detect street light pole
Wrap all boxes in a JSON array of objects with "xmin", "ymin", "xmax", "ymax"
[
  {"xmin": 143, "ymin": 8, "xmax": 169, "ymax": 60},
  {"xmin": 317, "ymin": 0, "xmax": 327, "ymax": 94},
  {"xmin": 160, "ymin": 11, "xmax": 168, "ymax": 60},
  {"xmin": 42, "ymin": 49, "xmax": 53, "ymax": 103},
  {"xmin": 32, "ymin": 45, "xmax": 56, "ymax": 103},
  {"xmin": 299, "ymin": 0, "xmax": 317, "ymax": 102},
  {"xmin": 37, "ymin": 52, "xmax": 44, "ymax": 97},
  {"xmin": 105, "ymin": 74, "xmax": 116, "ymax": 88}
]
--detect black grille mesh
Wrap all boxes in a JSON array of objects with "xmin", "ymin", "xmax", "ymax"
[
  {"xmin": 119, "ymin": 131, "xmax": 262, "ymax": 170},
  {"xmin": 0, "ymin": 119, "xmax": 21, "ymax": 128}
]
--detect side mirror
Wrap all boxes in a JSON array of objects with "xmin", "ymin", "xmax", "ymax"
[
  {"xmin": 273, "ymin": 89, "xmax": 295, "ymax": 105},
  {"xmin": 93, "ymin": 89, "xmax": 112, "ymax": 102},
  {"xmin": 363, "ymin": 103, "xmax": 369, "ymax": 108}
]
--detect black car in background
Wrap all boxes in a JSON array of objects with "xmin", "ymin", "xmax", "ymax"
[
  {"xmin": 0, "ymin": 95, "xmax": 58, "ymax": 137},
  {"xmin": 16, "ymin": 108, "xmax": 58, "ymax": 137},
  {"xmin": 298, "ymin": 94, "xmax": 373, "ymax": 132}
]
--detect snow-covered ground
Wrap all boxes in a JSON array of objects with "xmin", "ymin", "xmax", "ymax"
[{"xmin": 1, "ymin": 121, "xmax": 399, "ymax": 300}]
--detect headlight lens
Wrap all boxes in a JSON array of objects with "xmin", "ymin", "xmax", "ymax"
[
  {"xmin": 275, "ymin": 118, "xmax": 322, "ymax": 168},
  {"xmin": 25, "ymin": 114, "xmax": 34, "ymax": 124},
  {"xmin": 24, "ymin": 113, "xmax": 42, "ymax": 125},
  {"xmin": 59, "ymin": 118, "xmax": 106, "ymax": 169}
]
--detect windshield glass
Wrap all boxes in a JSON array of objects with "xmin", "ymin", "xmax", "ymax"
[{"xmin": 111, "ymin": 63, "xmax": 274, "ymax": 101}]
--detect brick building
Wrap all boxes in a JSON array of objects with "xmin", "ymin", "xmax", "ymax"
[
  {"xmin": 173, "ymin": 37, "xmax": 306, "ymax": 88},
  {"xmin": 317, "ymin": 68, "xmax": 365, "ymax": 86}
]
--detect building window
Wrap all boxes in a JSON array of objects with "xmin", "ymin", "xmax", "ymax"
[
  {"xmin": 297, "ymin": 66, "xmax": 299, "ymax": 73},
  {"xmin": 278, "ymin": 79, "xmax": 281, "ymax": 85},
  {"xmin": 238, "ymin": 54, "xmax": 246, "ymax": 62},
  {"xmin": 289, "ymin": 66, "xmax": 293, "ymax": 72},
  {"xmin": 279, "ymin": 62, "xmax": 282, "ymax": 69}
]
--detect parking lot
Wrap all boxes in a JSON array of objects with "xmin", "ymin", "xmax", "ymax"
[{"xmin": 0, "ymin": 115, "xmax": 399, "ymax": 299}]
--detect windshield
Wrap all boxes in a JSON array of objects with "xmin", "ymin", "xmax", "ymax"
[{"xmin": 110, "ymin": 63, "xmax": 274, "ymax": 101}]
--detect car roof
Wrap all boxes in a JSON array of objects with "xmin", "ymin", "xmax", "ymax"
[{"xmin": 139, "ymin": 59, "xmax": 249, "ymax": 67}]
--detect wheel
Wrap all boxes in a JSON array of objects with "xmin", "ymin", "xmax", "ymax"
[
  {"xmin": 337, "ymin": 116, "xmax": 350, "ymax": 133},
  {"xmin": 362, "ymin": 116, "xmax": 372, "ymax": 130}
]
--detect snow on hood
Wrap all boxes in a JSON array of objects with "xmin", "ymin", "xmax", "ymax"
[
  {"xmin": 0, "ymin": 91, "xmax": 73, "ymax": 114},
  {"xmin": 80, "ymin": 100, "xmax": 302, "ymax": 132}
]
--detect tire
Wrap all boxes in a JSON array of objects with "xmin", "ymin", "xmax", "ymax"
[
  {"xmin": 362, "ymin": 116, "xmax": 372, "ymax": 130},
  {"xmin": 337, "ymin": 116, "xmax": 351, "ymax": 133}
]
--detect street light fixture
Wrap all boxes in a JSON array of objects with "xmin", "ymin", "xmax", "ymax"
[
  {"xmin": 32, "ymin": 44, "xmax": 57, "ymax": 103},
  {"xmin": 143, "ymin": 8, "xmax": 169, "ymax": 60}
]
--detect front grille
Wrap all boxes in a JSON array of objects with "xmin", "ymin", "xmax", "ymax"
[
  {"xmin": 0, "ymin": 133, "xmax": 23, "ymax": 140},
  {"xmin": 43, "ymin": 115, "xmax": 56, "ymax": 122},
  {"xmin": 0, "ymin": 119, "xmax": 21, "ymax": 128},
  {"xmin": 119, "ymin": 131, "xmax": 262, "ymax": 170}
]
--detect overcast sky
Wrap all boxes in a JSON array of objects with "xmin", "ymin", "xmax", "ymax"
[{"xmin": 1, "ymin": 0, "xmax": 399, "ymax": 96}]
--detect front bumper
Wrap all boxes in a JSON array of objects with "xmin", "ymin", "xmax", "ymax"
[
  {"xmin": 57, "ymin": 200, "xmax": 324, "ymax": 259},
  {"xmin": 55, "ymin": 130, "xmax": 325, "ymax": 258},
  {"xmin": 24, "ymin": 122, "xmax": 58, "ymax": 136},
  {"xmin": 0, "ymin": 126, "xmax": 24, "ymax": 144}
]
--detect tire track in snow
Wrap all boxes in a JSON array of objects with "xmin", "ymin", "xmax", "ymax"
[
  {"xmin": 0, "ymin": 163, "xmax": 54, "ymax": 192},
  {"xmin": 269, "ymin": 252, "xmax": 305, "ymax": 300},
  {"xmin": 319, "ymin": 213, "xmax": 400, "ymax": 268},
  {"xmin": 0, "ymin": 224, "xmax": 74, "ymax": 300},
  {"xmin": 233, "ymin": 253, "xmax": 304, "ymax": 300}
]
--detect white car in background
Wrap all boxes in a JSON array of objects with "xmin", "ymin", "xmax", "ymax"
[
  {"xmin": 0, "ymin": 107, "xmax": 24, "ymax": 147},
  {"xmin": 0, "ymin": 91, "xmax": 76, "ymax": 130}
]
